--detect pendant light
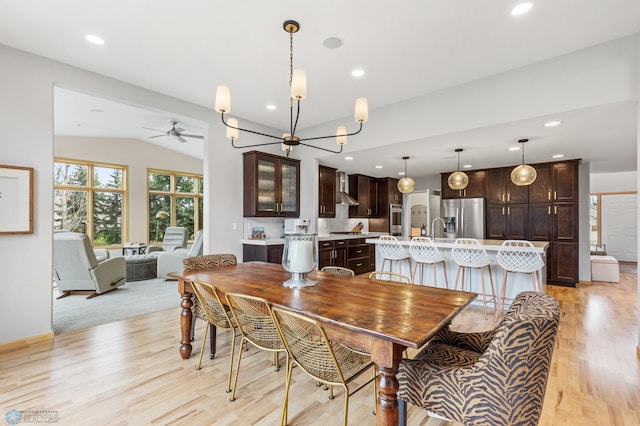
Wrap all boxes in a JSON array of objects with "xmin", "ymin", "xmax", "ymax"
[
  {"xmin": 397, "ymin": 156, "xmax": 415, "ymax": 194},
  {"xmin": 447, "ymin": 148, "xmax": 469, "ymax": 190},
  {"xmin": 511, "ymin": 138, "xmax": 537, "ymax": 186}
]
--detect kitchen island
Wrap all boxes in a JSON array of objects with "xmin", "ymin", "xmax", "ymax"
[{"xmin": 365, "ymin": 237, "xmax": 549, "ymax": 307}]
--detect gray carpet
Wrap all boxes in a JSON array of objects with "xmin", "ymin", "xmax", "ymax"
[{"xmin": 53, "ymin": 278, "xmax": 181, "ymax": 334}]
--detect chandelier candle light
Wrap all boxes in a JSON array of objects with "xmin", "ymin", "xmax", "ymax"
[
  {"xmin": 282, "ymin": 233, "xmax": 318, "ymax": 288},
  {"xmin": 448, "ymin": 148, "xmax": 469, "ymax": 190},
  {"xmin": 511, "ymin": 138, "xmax": 537, "ymax": 186},
  {"xmin": 397, "ymin": 156, "xmax": 415, "ymax": 194},
  {"xmin": 214, "ymin": 20, "xmax": 368, "ymax": 156}
]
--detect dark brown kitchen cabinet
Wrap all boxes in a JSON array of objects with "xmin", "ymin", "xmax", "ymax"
[
  {"xmin": 369, "ymin": 177, "xmax": 402, "ymax": 233},
  {"xmin": 552, "ymin": 161, "xmax": 579, "ymax": 202},
  {"xmin": 347, "ymin": 238, "xmax": 374, "ymax": 275},
  {"xmin": 318, "ymin": 165, "xmax": 336, "ymax": 218},
  {"xmin": 243, "ymin": 244, "xmax": 284, "ymax": 264},
  {"xmin": 548, "ymin": 242, "xmax": 579, "ymax": 285},
  {"xmin": 485, "ymin": 168, "xmax": 528, "ymax": 204},
  {"xmin": 528, "ymin": 164, "xmax": 553, "ymax": 203},
  {"xmin": 440, "ymin": 170, "xmax": 486, "ymax": 199},
  {"xmin": 318, "ymin": 239, "xmax": 347, "ymax": 269},
  {"xmin": 486, "ymin": 204, "xmax": 528, "ymax": 240},
  {"xmin": 349, "ymin": 174, "xmax": 378, "ymax": 218},
  {"xmin": 528, "ymin": 204, "xmax": 552, "ymax": 241},
  {"xmin": 243, "ymin": 151, "xmax": 300, "ymax": 217}
]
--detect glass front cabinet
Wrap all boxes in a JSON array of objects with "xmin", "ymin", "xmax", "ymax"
[{"xmin": 243, "ymin": 151, "xmax": 300, "ymax": 217}]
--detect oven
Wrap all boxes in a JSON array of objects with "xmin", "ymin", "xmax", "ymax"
[{"xmin": 389, "ymin": 204, "xmax": 403, "ymax": 236}]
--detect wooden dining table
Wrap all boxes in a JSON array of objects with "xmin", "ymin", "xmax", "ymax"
[{"xmin": 169, "ymin": 261, "xmax": 476, "ymax": 426}]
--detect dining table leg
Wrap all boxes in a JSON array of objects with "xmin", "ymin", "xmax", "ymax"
[
  {"xmin": 178, "ymin": 279, "xmax": 193, "ymax": 359},
  {"xmin": 372, "ymin": 341, "xmax": 406, "ymax": 426}
]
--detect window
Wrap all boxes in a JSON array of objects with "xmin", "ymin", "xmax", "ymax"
[
  {"xmin": 54, "ymin": 159, "xmax": 127, "ymax": 247},
  {"xmin": 148, "ymin": 169, "xmax": 203, "ymax": 243}
]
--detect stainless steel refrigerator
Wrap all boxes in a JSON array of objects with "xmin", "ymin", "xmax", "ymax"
[{"xmin": 441, "ymin": 198, "xmax": 485, "ymax": 239}]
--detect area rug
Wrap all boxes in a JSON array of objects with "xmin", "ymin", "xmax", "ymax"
[{"xmin": 52, "ymin": 278, "xmax": 181, "ymax": 334}]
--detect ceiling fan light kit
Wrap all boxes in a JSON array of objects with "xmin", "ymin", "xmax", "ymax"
[
  {"xmin": 511, "ymin": 138, "xmax": 537, "ymax": 186},
  {"xmin": 214, "ymin": 20, "xmax": 368, "ymax": 156},
  {"xmin": 448, "ymin": 148, "xmax": 469, "ymax": 190}
]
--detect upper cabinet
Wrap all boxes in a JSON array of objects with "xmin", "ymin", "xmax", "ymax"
[
  {"xmin": 485, "ymin": 167, "xmax": 528, "ymax": 204},
  {"xmin": 348, "ymin": 174, "xmax": 378, "ymax": 218},
  {"xmin": 528, "ymin": 160, "xmax": 579, "ymax": 204},
  {"xmin": 243, "ymin": 151, "xmax": 300, "ymax": 217},
  {"xmin": 441, "ymin": 170, "xmax": 486, "ymax": 199},
  {"xmin": 318, "ymin": 165, "xmax": 336, "ymax": 218},
  {"xmin": 378, "ymin": 177, "xmax": 402, "ymax": 206}
]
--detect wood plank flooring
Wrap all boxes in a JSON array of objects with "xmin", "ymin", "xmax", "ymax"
[{"xmin": 1, "ymin": 271, "xmax": 639, "ymax": 425}]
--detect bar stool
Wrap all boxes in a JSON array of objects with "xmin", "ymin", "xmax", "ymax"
[
  {"xmin": 451, "ymin": 238, "xmax": 497, "ymax": 316},
  {"xmin": 377, "ymin": 235, "xmax": 411, "ymax": 275},
  {"xmin": 495, "ymin": 240, "xmax": 544, "ymax": 320},
  {"xmin": 409, "ymin": 237, "xmax": 449, "ymax": 288}
]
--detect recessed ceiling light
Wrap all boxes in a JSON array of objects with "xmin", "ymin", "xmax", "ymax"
[
  {"xmin": 344, "ymin": 156, "xmax": 353, "ymax": 161},
  {"xmin": 509, "ymin": 146, "xmax": 521, "ymax": 151},
  {"xmin": 375, "ymin": 165, "xmax": 383, "ymax": 169},
  {"xmin": 544, "ymin": 121, "xmax": 562, "ymax": 127},
  {"xmin": 552, "ymin": 154, "xmax": 565, "ymax": 159},
  {"xmin": 351, "ymin": 69, "xmax": 365, "ymax": 78},
  {"xmin": 463, "ymin": 164, "xmax": 473, "ymax": 169},
  {"xmin": 323, "ymin": 37, "xmax": 342, "ymax": 49},
  {"xmin": 85, "ymin": 34, "xmax": 105, "ymax": 45},
  {"xmin": 398, "ymin": 172, "xmax": 405, "ymax": 176},
  {"xmin": 266, "ymin": 104, "xmax": 277, "ymax": 111},
  {"xmin": 511, "ymin": 2, "xmax": 533, "ymax": 16}
]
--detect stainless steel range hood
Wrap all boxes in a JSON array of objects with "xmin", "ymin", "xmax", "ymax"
[{"xmin": 336, "ymin": 171, "xmax": 359, "ymax": 206}]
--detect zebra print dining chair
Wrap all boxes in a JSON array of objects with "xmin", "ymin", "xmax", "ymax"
[{"xmin": 397, "ymin": 291, "xmax": 560, "ymax": 426}]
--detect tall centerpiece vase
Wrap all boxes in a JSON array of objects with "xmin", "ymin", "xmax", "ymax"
[{"xmin": 282, "ymin": 234, "xmax": 317, "ymax": 288}]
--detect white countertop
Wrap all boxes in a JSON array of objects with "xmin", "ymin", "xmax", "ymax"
[
  {"xmin": 242, "ymin": 232, "xmax": 388, "ymax": 246},
  {"xmin": 365, "ymin": 237, "xmax": 549, "ymax": 253}
]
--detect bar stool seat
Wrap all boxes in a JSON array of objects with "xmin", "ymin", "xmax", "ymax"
[
  {"xmin": 377, "ymin": 235, "xmax": 411, "ymax": 275},
  {"xmin": 495, "ymin": 240, "xmax": 544, "ymax": 320},
  {"xmin": 451, "ymin": 238, "xmax": 497, "ymax": 316},
  {"xmin": 409, "ymin": 237, "xmax": 449, "ymax": 288}
]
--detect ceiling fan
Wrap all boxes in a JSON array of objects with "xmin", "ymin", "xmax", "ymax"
[{"xmin": 144, "ymin": 120, "xmax": 203, "ymax": 143}]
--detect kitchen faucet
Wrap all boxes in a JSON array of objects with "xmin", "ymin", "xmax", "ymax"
[{"xmin": 430, "ymin": 217, "xmax": 446, "ymax": 239}]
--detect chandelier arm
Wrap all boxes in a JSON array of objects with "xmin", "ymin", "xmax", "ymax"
[
  {"xmin": 297, "ymin": 122, "xmax": 363, "ymax": 143},
  {"xmin": 291, "ymin": 98, "xmax": 301, "ymax": 137},
  {"xmin": 298, "ymin": 142, "xmax": 344, "ymax": 154},
  {"xmin": 221, "ymin": 113, "xmax": 282, "ymax": 141},
  {"xmin": 230, "ymin": 139, "xmax": 284, "ymax": 149}
]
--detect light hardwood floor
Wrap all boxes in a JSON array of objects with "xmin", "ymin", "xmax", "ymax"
[{"xmin": 1, "ymin": 271, "xmax": 638, "ymax": 425}]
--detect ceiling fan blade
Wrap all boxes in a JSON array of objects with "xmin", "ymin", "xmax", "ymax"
[
  {"xmin": 176, "ymin": 136, "xmax": 188, "ymax": 143},
  {"xmin": 148, "ymin": 134, "xmax": 166, "ymax": 139},
  {"xmin": 174, "ymin": 126, "xmax": 185, "ymax": 133},
  {"xmin": 180, "ymin": 134, "xmax": 204, "ymax": 139},
  {"xmin": 142, "ymin": 127, "xmax": 166, "ymax": 133}
]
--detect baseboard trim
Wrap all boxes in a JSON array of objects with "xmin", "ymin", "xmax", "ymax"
[{"xmin": 0, "ymin": 332, "xmax": 54, "ymax": 352}]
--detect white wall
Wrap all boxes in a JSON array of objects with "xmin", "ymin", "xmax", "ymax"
[
  {"xmin": 591, "ymin": 171, "xmax": 638, "ymax": 193},
  {"xmin": 0, "ymin": 33, "xmax": 638, "ymax": 344},
  {"xmin": 56, "ymin": 136, "xmax": 203, "ymax": 243}
]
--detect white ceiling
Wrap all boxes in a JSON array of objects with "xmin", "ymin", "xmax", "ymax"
[{"xmin": 1, "ymin": 0, "xmax": 638, "ymax": 176}]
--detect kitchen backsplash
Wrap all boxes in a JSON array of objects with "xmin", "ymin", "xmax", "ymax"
[
  {"xmin": 243, "ymin": 217, "xmax": 287, "ymax": 240},
  {"xmin": 317, "ymin": 204, "xmax": 369, "ymax": 236}
]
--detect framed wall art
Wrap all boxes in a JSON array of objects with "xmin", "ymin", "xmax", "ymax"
[{"xmin": 0, "ymin": 165, "xmax": 34, "ymax": 235}]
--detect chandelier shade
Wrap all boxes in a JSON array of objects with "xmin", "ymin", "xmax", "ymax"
[
  {"xmin": 397, "ymin": 156, "xmax": 415, "ymax": 194},
  {"xmin": 447, "ymin": 148, "xmax": 469, "ymax": 190},
  {"xmin": 214, "ymin": 20, "xmax": 368, "ymax": 156},
  {"xmin": 511, "ymin": 139, "xmax": 537, "ymax": 186}
]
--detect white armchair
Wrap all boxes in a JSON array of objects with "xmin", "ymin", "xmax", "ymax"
[
  {"xmin": 157, "ymin": 230, "xmax": 204, "ymax": 279},
  {"xmin": 147, "ymin": 227, "xmax": 188, "ymax": 256},
  {"xmin": 53, "ymin": 232, "xmax": 126, "ymax": 298}
]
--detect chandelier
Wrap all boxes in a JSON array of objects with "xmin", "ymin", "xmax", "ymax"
[{"xmin": 214, "ymin": 20, "xmax": 368, "ymax": 156}]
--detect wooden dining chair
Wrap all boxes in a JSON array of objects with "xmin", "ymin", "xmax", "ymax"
[
  {"xmin": 272, "ymin": 306, "xmax": 377, "ymax": 426},
  {"xmin": 190, "ymin": 280, "xmax": 237, "ymax": 393},
  {"xmin": 224, "ymin": 293, "xmax": 287, "ymax": 402},
  {"xmin": 321, "ymin": 266, "xmax": 355, "ymax": 276},
  {"xmin": 368, "ymin": 270, "xmax": 412, "ymax": 284}
]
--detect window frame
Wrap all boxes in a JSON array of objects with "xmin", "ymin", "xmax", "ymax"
[{"xmin": 54, "ymin": 157, "xmax": 128, "ymax": 248}]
